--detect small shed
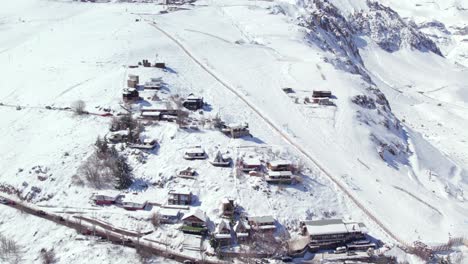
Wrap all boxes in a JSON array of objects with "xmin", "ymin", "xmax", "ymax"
[
  {"xmin": 182, "ymin": 94, "xmax": 204, "ymax": 111},
  {"xmin": 220, "ymin": 197, "xmax": 235, "ymax": 218},
  {"xmin": 154, "ymin": 62, "xmax": 166, "ymax": 69},
  {"xmin": 127, "ymin": 74, "xmax": 140, "ymax": 88},
  {"xmin": 178, "ymin": 167, "xmax": 197, "ymax": 179},
  {"xmin": 312, "ymin": 90, "xmax": 332, "ymax": 98}
]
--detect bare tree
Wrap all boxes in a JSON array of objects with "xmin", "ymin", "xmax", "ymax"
[
  {"xmin": 151, "ymin": 212, "xmax": 161, "ymax": 228},
  {"xmin": 71, "ymin": 100, "xmax": 86, "ymax": 115},
  {"xmin": 0, "ymin": 233, "xmax": 22, "ymax": 263}
]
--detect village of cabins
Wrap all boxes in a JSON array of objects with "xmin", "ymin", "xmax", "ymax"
[{"xmin": 90, "ymin": 58, "xmax": 377, "ymax": 260}]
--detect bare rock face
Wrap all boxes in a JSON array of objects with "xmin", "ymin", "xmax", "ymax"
[
  {"xmin": 299, "ymin": 0, "xmax": 372, "ymax": 83},
  {"xmin": 351, "ymin": 1, "xmax": 443, "ymax": 56}
]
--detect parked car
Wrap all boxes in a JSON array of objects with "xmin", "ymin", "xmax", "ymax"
[{"xmin": 37, "ymin": 210, "xmax": 47, "ymax": 216}]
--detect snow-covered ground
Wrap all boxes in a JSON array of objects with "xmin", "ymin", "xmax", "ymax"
[{"xmin": 0, "ymin": 0, "xmax": 467, "ymax": 263}]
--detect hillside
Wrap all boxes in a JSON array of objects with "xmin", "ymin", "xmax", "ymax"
[{"xmin": 0, "ymin": 0, "xmax": 467, "ymax": 263}]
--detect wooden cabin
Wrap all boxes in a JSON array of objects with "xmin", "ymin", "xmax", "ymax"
[
  {"xmin": 92, "ymin": 193, "xmax": 120, "ymax": 206},
  {"xmin": 312, "ymin": 90, "xmax": 332, "ymax": 98},
  {"xmin": 106, "ymin": 130, "xmax": 130, "ymax": 143},
  {"xmin": 182, "ymin": 94, "xmax": 204, "ymax": 111},
  {"xmin": 302, "ymin": 219, "xmax": 368, "ymax": 252},
  {"xmin": 234, "ymin": 220, "xmax": 250, "ymax": 241},
  {"xmin": 220, "ymin": 123, "xmax": 250, "ymax": 138},
  {"xmin": 265, "ymin": 171, "xmax": 292, "ymax": 184},
  {"xmin": 121, "ymin": 195, "xmax": 147, "ymax": 211},
  {"xmin": 143, "ymin": 77, "xmax": 163, "ymax": 90},
  {"xmin": 168, "ymin": 189, "xmax": 192, "ymax": 205},
  {"xmin": 241, "ymin": 158, "xmax": 262, "ymax": 172},
  {"xmin": 214, "ymin": 220, "xmax": 232, "ymax": 246},
  {"xmin": 155, "ymin": 62, "xmax": 166, "ymax": 69},
  {"xmin": 127, "ymin": 74, "xmax": 140, "ymax": 88},
  {"xmin": 267, "ymin": 160, "xmax": 292, "ymax": 171},
  {"xmin": 210, "ymin": 151, "xmax": 231, "ymax": 167},
  {"xmin": 129, "ymin": 139, "xmax": 158, "ymax": 150},
  {"xmin": 158, "ymin": 208, "xmax": 181, "ymax": 224},
  {"xmin": 122, "ymin": 88, "xmax": 139, "ymax": 102},
  {"xmin": 246, "ymin": 215, "xmax": 276, "ymax": 232},
  {"xmin": 140, "ymin": 111, "xmax": 161, "ymax": 121},
  {"xmin": 183, "ymin": 147, "xmax": 207, "ymax": 160},
  {"xmin": 181, "ymin": 209, "xmax": 207, "ymax": 234}
]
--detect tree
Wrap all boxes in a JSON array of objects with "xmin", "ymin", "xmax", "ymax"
[
  {"xmin": 113, "ymin": 155, "xmax": 132, "ymax": 190},
  {"xmin": 40, "ymin": 248, "xmax": 57, "ymax": 264},
  {"xmin": 151, "ymin": 212, "xmax": 161, "ymax": 228},
  {"xmin": 71, "ymin": 100, "xmax": 86, "ymax": 115},
  {"xmin": 95, "ymin": 136, "xmax": 109, "ymax": 159}
]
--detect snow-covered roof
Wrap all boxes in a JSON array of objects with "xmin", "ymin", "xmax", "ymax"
[
  {"xmin": 269, "ymin": 160, "xmax": 291, "ymax": 167},
  {"xmin": 141, "ymin": 112, "xmax": 161, "ymax": 116},
  {"xmin": 108, "ymin": 130, "xmax": 129, "ymax": 136},
  {"xmin": 169, "ymin": 188, "xmax": 192, "ymax": 196},
  {"xmin": 185, "ymin": 147, "xmax": 205, "ymax": 154},
  {"xmin": 226, "ymin": 123, "xmax": 248, "ymax": 129},
  {"xmin": 243, "ymin": 158, "xmax": 261, "ymax": 166},
  {"xmin": 159, "ymin": 208, "xmax": 180, "ymax": 217},
  {"xmin": 214, "ymin": 234, "xmax": 231, "ymax": 239},
  {"xmin": 186, "ymin": 93, "xmax": 202, "ymax": 100},
  {"xmin": 247, "ymin": 215, "xmax": 275, "ymax": 224},
  {"xmin": 233, "ymin": 220, "xmax": 248, "ymax": 232},
  {"xmin": 268, "ymin": 171, "xmax": 293, "ymax": 177},
  {"xmin": 182, "ymin": 209, "xmax": 206, "ymax": 222},
  {"xmin": 305, "ymin": 219, "xmax": 366, "ymax": 236},
  {"xmin": 121, "ymin": 194, "xmax": 147, "ymax": 204},
  {"xmin": 215, "ymin": 220, "xmax": 231, "ymax": 233}
]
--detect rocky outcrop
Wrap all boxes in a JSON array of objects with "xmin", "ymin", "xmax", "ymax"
[{"xmin": 351, "ymin": 1, "xmax": 443, "ymax": 56}]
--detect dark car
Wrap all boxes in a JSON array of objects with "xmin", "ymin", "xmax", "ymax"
[
  {"xmin": 281, "ymin": 256, "xmax": 293, "ymax": 262},
  {"xmin": 37, "ymin": 210, "xmax": 47, "ymax": 216}
]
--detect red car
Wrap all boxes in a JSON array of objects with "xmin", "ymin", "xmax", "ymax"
[{"xmin": 100, "ymin": 113, "xmax": 113, "ymax": 117}]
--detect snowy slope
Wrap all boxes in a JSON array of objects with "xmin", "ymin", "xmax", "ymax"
[{"xmin": 0, "ymin": 0, "xmax": 467, "ymax": 263}]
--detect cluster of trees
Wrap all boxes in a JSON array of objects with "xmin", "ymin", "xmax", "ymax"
[
  {"xmin": 79, "ymin": 137, "xmax": 133, "ymax": 190},
  {"xmin": 110, "ymin": 114, "xmax": 143, "ymax": 143}
]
